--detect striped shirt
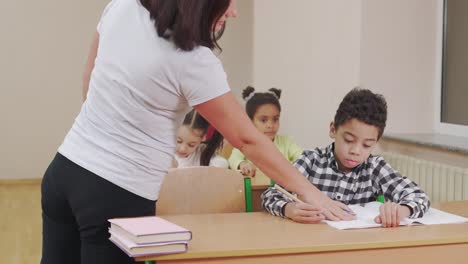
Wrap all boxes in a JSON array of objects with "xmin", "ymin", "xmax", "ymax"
[{"xmin": 261, "ymin": 143, "xmax": 430, "ymax": 219}]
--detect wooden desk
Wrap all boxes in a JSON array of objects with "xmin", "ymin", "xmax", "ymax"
[
  {"xmin": 249, "ymin": 171, "xmax": 272, "ymax": 212},
  {"xmin": 138, "ymin": 201, "xmax": 468, "ymax": 263}
]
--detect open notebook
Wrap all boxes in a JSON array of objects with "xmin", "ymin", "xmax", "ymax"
[{"xmin": 325, "ymin": 201, "xmax": 468, "ymax": 230}]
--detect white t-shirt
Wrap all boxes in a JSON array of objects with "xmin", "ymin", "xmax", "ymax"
[
  {"xmin": 174, "ymin": 145, "xmax": 229, "ymax": 169},
  {"xmin": 58, "ymin": 0, "xmax": 230, "ymax": 200}
]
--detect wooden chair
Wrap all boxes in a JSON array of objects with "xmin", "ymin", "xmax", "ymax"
[
  {"xmin": 157, "ymin": 167, "xmax": 247, "ymax": 215},
  {"xmin": 219, "ymin": 139, "xmax": 234, "ymax": 159}
]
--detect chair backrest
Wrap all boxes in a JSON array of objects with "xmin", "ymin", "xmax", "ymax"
[
  {"xmin": 219, "ymin": 140, "xmax": 234, "ymax": 159},
  {"xmin": 157, "ymin": 167, "xmax": 245, "ymax": 215}
]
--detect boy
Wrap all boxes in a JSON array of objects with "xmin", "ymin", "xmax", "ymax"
[{"xmin": 261, "ymin": 88, "xmax": 430, "ymax": 228}]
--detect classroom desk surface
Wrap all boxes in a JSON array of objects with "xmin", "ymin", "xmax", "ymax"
[
  {"xmin": 249, "ymin": 171, "xmax": 271, "ymax": 190},
  {"xmin": 138, "ymin": 201, "xmax": 468, "ymax": 264}
]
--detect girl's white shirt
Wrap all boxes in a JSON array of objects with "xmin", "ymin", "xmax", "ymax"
[{"xmin": 174, "ymin": 145, "xmax": 229, "ymax": 169}]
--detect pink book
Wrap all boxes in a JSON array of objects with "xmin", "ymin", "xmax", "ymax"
[
  {"xmin": 108, "ymin": 216, "xmax": 192, "ymax": 244},
  {"xmin": 109, "ymin": 230, "xmax": 188, "ymax": 257}
]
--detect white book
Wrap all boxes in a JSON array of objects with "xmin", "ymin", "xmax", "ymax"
[{"xmin": 325, "ymin": 201, "xmax": 468, "ymax": 230}]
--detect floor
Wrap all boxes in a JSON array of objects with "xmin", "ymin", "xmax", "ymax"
[{"xmin": 0, "ymin": 179, "xmax": 42, "ymax": 263}]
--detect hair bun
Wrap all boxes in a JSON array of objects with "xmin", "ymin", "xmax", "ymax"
[
  {"xmin": 242, "ymin": 86, "xmax": 256, "ymax": 101},
  {"xmin": 268, "ymin": 88, "xmax": 282, "ymax": 99}
]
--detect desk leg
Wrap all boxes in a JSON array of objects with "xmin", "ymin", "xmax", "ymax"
[{"xmin": 244, "ymin": 177, "xmax": 252, "ymax": 212}]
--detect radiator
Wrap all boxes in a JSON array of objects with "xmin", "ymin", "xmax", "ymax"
[{"xmin": 381, "ymin": 152, "xmax": 468, "ymax": 203}]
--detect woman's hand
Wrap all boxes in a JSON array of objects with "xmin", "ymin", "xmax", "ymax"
[
  {"xmin": 298, "ymin": 192, "xmax": 356, "ymax": 221},
  {"xmin": 374, "ymin": 201, "xmax": 411, "ymax": 227},
  {"xmin": 284, "ymin": 202, "xmax": 325, "ymax": 224},
  {"xmin": 239, "ymin": 161, "xmax": 256, "ymax": 177}
]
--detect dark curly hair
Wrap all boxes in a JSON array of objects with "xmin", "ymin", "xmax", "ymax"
[
  {"xmin": 242, "ymin": 86, "xmax": 282, "ymax": 120},
  {"xmin": 334, "ymin": 87, "xmax": 387, "ymax": 139}
]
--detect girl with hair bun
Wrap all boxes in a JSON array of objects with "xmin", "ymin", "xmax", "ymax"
[{"xmin": 229, "ymin": 86, "xmax": 303, "ymax": 177}]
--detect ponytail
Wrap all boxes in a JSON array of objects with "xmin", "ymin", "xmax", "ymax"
[
  {"xmin": 183, "ymin": 110, "xmax": 224, "ymax": 166},
  {"xmin": 200, "ymin": 129, "xmax": 224, "ymax": 166}
]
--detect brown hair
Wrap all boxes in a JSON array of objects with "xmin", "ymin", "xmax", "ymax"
[
  {"xmin": 183, "ymin": 110, "xmax": 224, "ymax": 166},
  {"xmin": 139, "ymin": 0, "xmax": 230, "ymax": 51}
]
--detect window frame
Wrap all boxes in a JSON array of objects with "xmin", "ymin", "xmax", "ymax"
[{"xmin": 434, "ymin": 0, "xmax": 468, "ymax": 136}]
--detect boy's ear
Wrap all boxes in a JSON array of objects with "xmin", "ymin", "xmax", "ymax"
[{"xmin": 329, "ymin": 121, "xmax": 336, "ymax": 139}]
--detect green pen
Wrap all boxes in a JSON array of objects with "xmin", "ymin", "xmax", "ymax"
[{"xmin": 377, "ymin": 194, "xmax": 385, "ymax": 203}]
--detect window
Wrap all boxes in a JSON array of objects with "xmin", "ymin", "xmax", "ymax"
[{"xmin": 436, "ymin": 0, "xmax": 468, "ymax": 136}]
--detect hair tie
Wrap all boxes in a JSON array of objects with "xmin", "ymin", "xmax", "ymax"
[
  {"xmin": 244, "ymin": 92, "xmax": 255, "ymax": 102},
  {"xmin": 205, "ymin": 124, "xmax": 215, "ymax": 140},
  {"xmin": 267, "ymin": 91, "xmax": 278, "ymax": 99}
]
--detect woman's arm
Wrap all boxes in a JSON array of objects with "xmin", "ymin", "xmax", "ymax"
[
  {"xmin": 82, "ymin": 32, "xmax": 99, "ymax": 102},
  {"xmin": 195, "ymin": 92, "xmax": 353, "ymax": 220}
]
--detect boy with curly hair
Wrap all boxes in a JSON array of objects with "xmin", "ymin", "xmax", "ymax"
[{"xmin": 261, "ymin": 88, "xmax": 430, "ymax": 227}]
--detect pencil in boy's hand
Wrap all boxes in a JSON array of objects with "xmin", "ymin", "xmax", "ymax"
[
  {"xmin": 342, "ymin": 209, "xmax": 355, "ymax": 215},
  {"xmin": 274, "ymin": 184, "xmax": 304, "ymax": 203}
]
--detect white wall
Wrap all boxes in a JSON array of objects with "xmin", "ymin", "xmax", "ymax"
[
  {"xmin": 1, "ymin": 0, "xmax": 443, "ymax": 179},
  {"xmin": 1, "ymin": 1, "xmax": 109, "ymax": 179},
  {"xmin": 360, "ymin": 0, "xmax": 438, "ymax": 135},
  {"xmin": 252, "ymin": 0, "xmax": 362, "ymax": 148},
  {"xmin": 0, "ymin": 0, "xmax": 252, "ymax": 179},
  {"xmin": 219, "ymin": 0, "xmax": 254, "ymax": 100}
]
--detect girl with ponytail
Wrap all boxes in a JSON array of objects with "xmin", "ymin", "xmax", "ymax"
[{"xmin": 174, "ymin": 110, "xmax": 228, "ymax": 168}]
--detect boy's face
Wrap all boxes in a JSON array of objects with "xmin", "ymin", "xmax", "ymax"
[
  {"xmin": 252, "ymin": 104, "xmax": 280, "ymax": 141},
  {"xmin": 175, "ymin": 125, "xmax": 204, "ymax": 158},
  {"xmin": 329, "ymin": 118, "xmax": 379, "ymax": 173}
]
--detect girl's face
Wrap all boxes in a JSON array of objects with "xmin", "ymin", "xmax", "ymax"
[
  {"xmin": 175, "ymin": 126, "xmax": 204, "ymax": 158},
  {"xmin": 214, "ymin": 0, "xmax": 238, "ymax": 33},
  {"xmin": 252, "ymin": 104, "xmax": 280, "ymax": 141}
]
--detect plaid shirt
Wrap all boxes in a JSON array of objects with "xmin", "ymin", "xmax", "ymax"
[{"xmin": 261, "ymin": 143, "xmax": 430, "ymax": 219}]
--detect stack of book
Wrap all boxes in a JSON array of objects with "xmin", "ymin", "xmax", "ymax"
[{"xmin": 108, "ymin": 216, "xmax": 192, "ymax": 257}]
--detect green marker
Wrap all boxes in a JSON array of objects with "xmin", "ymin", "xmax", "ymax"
[
  {"xmin": 244, "ymin": 177, "xmax": 253, "ymax": 212},
  {"xmin": 377, "ymin": 195, "xmax": 385, "ymax": 203}
]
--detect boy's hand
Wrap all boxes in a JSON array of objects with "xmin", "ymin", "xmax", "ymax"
[
  {"xmin": 284, "ymin": 202, "xmax": 325, "ymax": 224},
  {"xmin": 299, "ymin": 193, "xmax": 356, "ymax": 221},
  {"xmin": 374, "ymin": 201, "xmax": 411, "ymax": 227},
  {"xmin": 239, "ymin": 162, "xmax": 256, "ymax": 177}
]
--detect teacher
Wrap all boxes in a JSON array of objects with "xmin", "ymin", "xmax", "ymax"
[{"xmin": 41, "ymin": 0, "xmax": 353, "ymax": 263}]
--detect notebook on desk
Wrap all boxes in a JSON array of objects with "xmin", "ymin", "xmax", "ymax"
[{"xmin": 325, "ymin": 201, "xmax": 468, "ymax": 230}]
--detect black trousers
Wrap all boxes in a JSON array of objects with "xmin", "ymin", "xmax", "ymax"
[{"xmin": 41, "ymin": 153, "xmax": 156, "ymax": 264}]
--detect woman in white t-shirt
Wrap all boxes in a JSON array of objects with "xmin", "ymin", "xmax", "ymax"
[
  {"xmin": 174, "ymin": 110, "xmax": 228, "ymax": 168},
  {"xmin": 41, "ymin": 0, "xmax": 354, "ymax": 263}
]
